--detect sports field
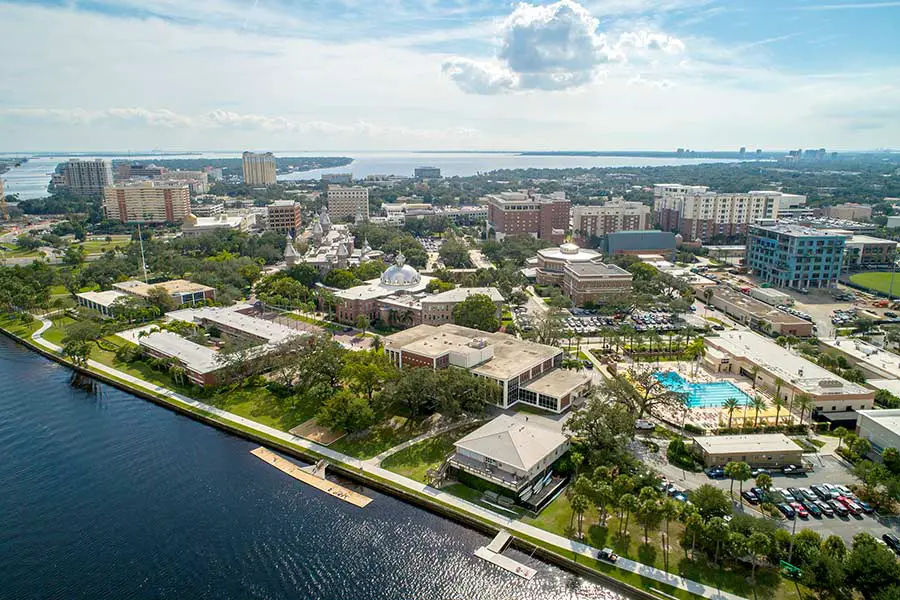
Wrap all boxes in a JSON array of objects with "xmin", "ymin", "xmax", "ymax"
[{"xmin": 850, "ymin": 271, "xmax": 900, "ymax": 296}]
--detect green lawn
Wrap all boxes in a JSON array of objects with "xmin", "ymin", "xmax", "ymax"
[
  {"xmin": 0, "ymin": 247, "xmax": 43, "ymax": 259},
  {"xmin": 330, "ymin": 415, "xmax": 428, "ymax": 459},
  {"xmin": 523, "ymin": 493, "xmax": 800, "ymax": 600},
  {"xmin": 74, "ymin": 237, "xmax": 129, "ymax": 254},
  {"xmin": 0, "ymin": 313, "xmax": 42, "ymax": 337},
  {"xmin": 850, "ymin": 271, "xmax": 900, "ymax": 296},
  {"xmin": 381, "ymin": 425, "xmax": 479, "ymax": 482}
]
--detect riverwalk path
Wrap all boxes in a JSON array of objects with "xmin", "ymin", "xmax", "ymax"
[{"xmin": 29, "ymin": 318, "xmax": 746, "ymax": 600}]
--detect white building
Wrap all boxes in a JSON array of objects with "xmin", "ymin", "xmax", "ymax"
[
  {"xmin": 102, "ymin": 181, "xmax": 191, "ymax": 223},
  {"xmin": 60, "ymin": 159, "xmax": 114, "ymax": 198},
  {"xmin": 573, "ymin": 199, "xmax": 652, "ymax": 240},
  {"xmin": 181, "ymin": 213, "xmax": 251, "ymax": 236},
  {"xmin": 242, "ymin": 151, "xmax": 276, "ymax": 186},
  {"xmin": 856, "ymin": 410, "xmax": 900, "ymax": 455},
  {"xmin": 75, "ymin": 290, "xmax": 129, "ymax": 318}
]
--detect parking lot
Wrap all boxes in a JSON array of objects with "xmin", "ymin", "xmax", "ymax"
[{"xmin": 563, "ymin": 310, "xmax": 680, "ymax": 335}]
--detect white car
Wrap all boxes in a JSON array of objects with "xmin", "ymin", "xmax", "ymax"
[{"xmin": 635, "ymin": 419, "xmax": 655, "ymax": 431}]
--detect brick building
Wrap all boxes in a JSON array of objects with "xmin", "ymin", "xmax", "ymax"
[
  {"xmin": 573, "ymin": 199, "xmax": 651, "ymax": 241},
  {"xmin": 102, "ymin": 181, "xmax": 191, "ymax": 223},
  {"xmin": 485, "ymin": 190, "xmax": 569, "ymax": 243},
  {"xmin": 266, "ymin": 201, "xmax": 303, "ymax": 235}
]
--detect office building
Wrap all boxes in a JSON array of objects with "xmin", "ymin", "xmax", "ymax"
[
  {"xmin": 745, "ymin": 224, "xmax": 847, "ymax": 289},
  {"xmin": 155, "ymin": 170, "xmax": 210, "ymax": 195},
  {"xmin": 420, "ymin": 287, "xmax": 504, "ymax": 325},
  {"xmin": 704, "ymin": 285, "xmax": 813, "ymax": 337},
  {"xmin": 825, "ymin": 203, "xmax": 872, "ymax": 221},
  {"xmin": 704, "ymin": 330, "xmax": 874, "ymax": 423},
  {"xmin": 693, "ymin": 434, "xmax": 803, "ymax": 468},
  {"xmin": 449, "ymin": 414, "xmax": 570, "ymax": 506},
  {"xmin": 60, "ymin": 159, "xmax": 114, "ymax": 198},
  {"xmin": 602, "ymin": 230, "xmax": 677, "ymax": 261},
  {"xmin": 182, "ymin": 213, "xmax": 251, "ymax": 237},
  {"xmin": 117, "ymin": 163, "xmax": 168, "ymax": 179},
  {"xmin": 573, "ymin": 200, "xmax": 652, "ymax": 240},
  {"xmin": 189, "ymin": 202, "xmax": 224, "ymax": 217},
  {"xmin": 327, "ymin": 185, "xmax": 369, "ymax": 221},
  {"xmin": 842, "ymin": 234, "xmax": 897, "ymax": 270},
  {"xmin": 533, "ymin": 242, "xmax": 632, "ymax": 305},
  {"xmin": 266, "ymin": 201, "xmax": 303, "ymax": 235},
  {"xmin": 113, "ymin": 279, "xmax": 216, "ymax": 307},
  {"xmin": 321, "ymin": 173, "xmax": 353, "ymax": 184},
  {"xmin": 414, "ymin": 166, "xmax": 441, "ymax": 179},
  {"xmin": 653, "ymin": 184, "xmax": 805, "ymax": 242},
  {"xmin": 242, "ymin": 151, "xmax": 277, "ymax": 186},
  {"xmin": 384, "ymin": 323, "xmax": 590, "ymax": 414},
  {"xmin": 856, "ymin": 410, "xmax": 900, "ymax": 455},
  {"xmin": 102, "ymin": 181, "xmax": 191, "ymax": 223},
  {"xmin": 484, "ymin": 190, "xmax": 569, "ymax": 243},
  {"xmin": 75, "ymin": 290, "xmax": 130, "ymax": 318}
]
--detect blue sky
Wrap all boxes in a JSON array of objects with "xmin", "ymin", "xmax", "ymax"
[{"xmin": 1, "ymin": 0, "xmax": 900, "ymax": 151}]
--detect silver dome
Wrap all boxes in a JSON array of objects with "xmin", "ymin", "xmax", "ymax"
[{"xmin": 380, "ymin": 250, "xmax": 421, "ymax": 286}]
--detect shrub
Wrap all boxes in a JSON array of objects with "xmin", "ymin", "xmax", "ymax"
[{"xmin": 684, "ymin": 423, "xmax": 704, "ymax": 435}]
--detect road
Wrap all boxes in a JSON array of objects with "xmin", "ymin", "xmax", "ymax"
[{"xmin": 468, "ymin": 248, "xmax": 493, "ymax": 269}]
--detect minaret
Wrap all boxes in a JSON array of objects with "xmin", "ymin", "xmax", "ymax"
[{"xmin": 284, "ymin": 233, "xmax": 300, "ymax": 267}]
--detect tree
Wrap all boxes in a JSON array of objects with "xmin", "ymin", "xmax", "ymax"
[
  {"xmin": 747, "ymin": 532, "xmax": 771, "ymax": 582},
  {"xmin": 882, "ymin": 447, "xmax": 900, "ymax": 474},
  {"xmin": 821, "ymin": 535, "xmax": 847, "ymax": 560},
  {"xmin": 803, "ymin": 554, "xmax": 847, "ymax": 599},
  {"xmin": 636, "ymin": 498, "xmax": 662, "ymax": 545},
  {"xmin": 852, "ymin": 437, "xmax": 873, "ymax": 459},
  {"xmin": 619, "ymin": 493, "xmax": 638, "ymax": 538},
  {"xmin": 752, "ymin": 394, "xmax": 768, "ymax": 428},
  {"xmin": 451, "ymin": 294, "xmax": 500, "ymax": 332},
  {"xmin": 341, "ymin": 350, "xmax": 397, "ymax": 401},
  {"xmin": 732, "ymin": 462, "xmax": 752, "ymax": 500},
  {"xmin": 834, "ymin": 426, "xmax": 849, "ymax": 450},
  {"xmin": 723, "ymin": 397, "xmax": 740, "ymax": 429},
  {"xmin": 772, "ymin": 395, "xmax": 786, "ymax": 427},
  {"xmin": 142, "ymin": 286, "xmax": 175, "ymax": 313},
  {"xmin": 601, "ymin": 367, "xmax": 688, "ymax": 421},
  {"xmin": 706, "ymin": 517, "xmax": 730, "ymax": 564},
  {"xmin": 322, "ymin": 268, "xmax": 362, "ymax": 289},
  {"xmin": 438, "ymin": 235, "xmax": 471, "ymax": 268},
  {"xmin": 525, "ymin": 307, "xmax": 566, "ymax": 346},
  {"xmin": 682, "ymin": 509, "xmax": 703, "ymax": 559},
  {"xmin": 724, "ymin": 462, "xmax": 740, "ymax": 498},
  {"xmin": 316, "ymin": 390, "xmax": 375, "ymax": 432},
  {"xmin": 661, "ymin": 498, "xmax": 679, "ymax": 571},
  {"xmin": 845, "ymin": 533, "xmax": 900, "ymax": 599},
  {"xmin": 755, "ymin": 473, "xmax": 773, "ymax": 493},
  {"xmin": 689, "ymin": 484, "xmax": 731, "ymax": 519},
  {"xmin": 564, "ymin": 394, "xmax": 635, "ymax": 466},
  {"xmin": 796, "ymin": 393, "xmax": 814, "ymax": 426},
  {"xmin": 355, "ymin": 314, "xmax": 371, "ymax": 335},
  {"xmin": 571, "ymin": 493, "xmax": 590, "ymax": 540}
]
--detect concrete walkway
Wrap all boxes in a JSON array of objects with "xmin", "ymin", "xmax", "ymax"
[
  {"xmin": 363, "ymin": 418, "xmax": 485, "ymax": 467},
  {"xmin": 30, "ymin": 318, "xmax": 747, "ymax": 600}
]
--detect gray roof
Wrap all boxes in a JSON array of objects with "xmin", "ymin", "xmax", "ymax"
[
  {"xmin": 422, "ymin": 287, "xmax": 504, "ymax": 304},
  {"xmin": 138, "ymin": 331, "xmax": 220, "ymax": 374},
  {"xmin": 454, "ymin": 414, "xmax": 568, "ymax": 471},
  {"xmin": 564, "ymin": 262, "xmax": 631, "ymax": 277},
  {"xmin": 694, "ymin": 433, "xmax": 799, "ymax": 455}
]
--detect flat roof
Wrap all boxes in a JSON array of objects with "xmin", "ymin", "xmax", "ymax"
[
  {"xmin": 385, "ymin": 323, "xmax": 560, "ymax": 381},
  {"xmin": 455, "ymin": 414, "xmax": 568, "ymax": 471},
  {"xmin": 138, "ymin": 331, "xmax": 220, "ymax": 374},
  {"xmin": 521, "ymin": 369, "xmax": 591, "ymax": 399},
  {"xmin": 76, "ymin": 290, "xmax": 128, "ymax": 308},
  {"xmin": 198, "ymin": 308, "xmax": 302, "ymax": 345},
  {"xmin": 422, "ymin": 287, "xmax": 504, "ymax": 304},
  {"xmin": 402, "ymin": 332, "xmax": 485, "ymax": 359},
  {"xmin": 707, "ymin": 330, "xmax": 871, "ymax": 397},
  {"xmin": 858, "ymin": 409, "xmax": 900, "ymax": 434},
  {"xmin": 820, "ymin": 338, "xmax": 900, "ymax": 379},
  {"xmin": 694, "ymin": 433, "xmax": 799, "ymax": 455},
  {"xmin": 114, "ymin": 279, "xmax": 214, "ymax": 297},
  {"xmin": 844, "ymin": 235, "xmax": 898, "ymax": 246},
  {"xmin": 710, "ymin": 286, "xmax": 807, "ymax": 325},
  {"xmin": 564, "ymin": 262, "xmax": 631, "ymax": 277},
  {"xmin": 335, "ymin": 275, "xmax": 433, "ymax": 301},
  {"xmin": 750, "ymin": 223, "xmax": 847, "ymax": 238}
]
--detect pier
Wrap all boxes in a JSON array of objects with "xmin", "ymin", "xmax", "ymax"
[
  {"xmin": 250, "ymin": 447, "xmax": 372, "ymax": 508},
  {"xmin": 474, "ymin": 530, "xmax": 536, "ymax": 580}
]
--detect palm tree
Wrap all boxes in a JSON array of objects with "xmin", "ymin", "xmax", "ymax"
[
  {"xmin": 686, "ymin": 338, "xmax": 707, "ymax": 376},
  {"xmin": 748, "ymin": 532, "xmax": 771, "ymax": 583},
  {"xmin": 571, "ymin": 493, "xmax": 590, "ymax": 540},
  {"xmin": 772, "ymin": 396, "xmax": 787, "ymax": 427},
  {"xmin": 733, "ymin": 462, "xmax": 752, "ymax": 501},
  {"xmin": 619, "ymin": 493, "xmax": 637, "ymax": 537},
  {"xmin": 682, "ymin": 510, "xmax": 703, "ymax": 559},
  {"xmin": 724, "ymin": 462, "xmax": 739, "ymax": 497},
  {"xmin": 723, "ymin": 397, "xmax": 740, "ymax": 429},
  {"xmin": 750, "ymin": 365, "xmax": 760, "ymax": 390},
  {"xmin": 703, "ymin": 287, "xmax": 714, "ymax": 316},
  {"xmin": 752, "ymin": 394, "xmax": 768, "ymax": 429},
  {"xmin": 796, "ymin": 393, "xmax": 814, "ymax": 426},
  {"xmin": 706, "ymin": 517, "xmax": 730, "ymax": 564},
  {"xmin": 755, "ymin": 473, "xmax": 773, "ymax": 494},
  {"xmin": 661, "ymin": 499, "xmax": 679, "ymax": 571},
  {"xmin": 834, "ymin": 426, "xmax": 849, "ymax": 450}
]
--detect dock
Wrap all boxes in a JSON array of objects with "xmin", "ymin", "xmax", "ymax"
[
  {"xmin": 474, "ymin": 531, "xmax": 536, "ymax": 580},
  {"xmin": 250, "ymin": 447, "xmax": 372, "ymax": 508}
]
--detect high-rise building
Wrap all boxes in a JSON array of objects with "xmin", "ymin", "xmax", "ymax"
[
  {"xmin": 484, "ymin": 190, "xmax": 570, "ymax": 243},
  {"xmin": 266, "ymin": 200, "xmax": 303, "ymax": 235},
  {"xmin": 824, "ymin": 203, "xmax": 873, "ymax": 221},
  {"xmin": 242, "ymin": 151, "xmax": 276, "ymax": 186},
  {"xmin": 321, "ymin": 173, "xmax": 353, "ymax": 184},
  {"xmin": 327, "ymin": 185, "xmax": 369, "ymax": 221},
  {"xmin": 117, "ymin": 163, "xmax": 168, "ymax": 180},
  {"xmin": 61, "ymin": 159, "xmax": 114, "ymax": 198},
  {"xmin": 102, "ymin": 181, "xmax": 191, "ymax": 223},
  {"xmin": 745, "ymin": 223, "xmax": 847, "ymax": 289},
  {"xmin": 414, "ymin": 166, "xmax": 441, "ymax": 179},
  {"xmin": 653, "ymin": 184, "xmax": 806, "ymax": 242},
  {"xmin": 573, "ymin": 199, "xmax": 651, "ymax": 241},
  {"xmin": 155, "ymin": 170, "xmax": 209, "ymax": 195}
]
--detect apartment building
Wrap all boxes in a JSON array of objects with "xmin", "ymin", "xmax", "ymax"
[
  {"xmin": 117, "ymin": 163, "xmax": 167, "ymax": 179},
  {"xmin": 242, "ymin": 151, "xmax": 277, "ymax": 186},
  {"xmin": 61, "ymin": 159, "xmax": 114, "ymax": 198},
  {"xmin": 102, "ymin": 181, "xmax": 191, "ymax": 223},
  {"xmin": 327, "ymin": 185, "xmax": 369, "ymax": 221},
  {"xmin": 745, "ymin": 224, "xmax": 847, "ymax": 289},
  {"xmin": 573, "ymin": 199, "xmax": 651, "ymax": 241},
  {"xmin": 414, "ymin": 166, "xmax": 441, "ymax": 179},
  {"xmin": 843, "ymin": 234, "xmax": 898, "ymax": 270},
  {"xmin": 155, "ymin": 170, "xmax": 210, "ymax": 195},
  {"xmin": 653, "ymin": 184, "xmax": 806, "ymax": 242},
  {"xmin": 485, "ymin": 190, "xmax": 569, "ymax": 243},
  {"xmin": 266, "ymin": 201, "xmax": 302, "ymax": 235}
]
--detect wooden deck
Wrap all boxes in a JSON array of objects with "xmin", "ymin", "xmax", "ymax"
[
  {"xmin": 475, "ymin": 531, "xmax": 536, "ymax": 580},
  {"xmin": 250, "ymin": 447, "xmax": 372, "ymax": 508}
]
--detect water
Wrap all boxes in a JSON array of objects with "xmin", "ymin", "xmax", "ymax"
[
  {"xmin": 0, "ymin": 336, "xmax": 624, "ymax": 600},
  {"xmin": 654, "ymin": 371, "xmax": 752, "ymax": 408},
  {"xmin": 0, "ymin": 150, "xmax": 741, "ymax": 200}
]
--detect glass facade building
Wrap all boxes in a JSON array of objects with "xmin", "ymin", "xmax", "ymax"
[{"xmin": 745, "ymin": 224, "xmax": 847, "ymax": 289}]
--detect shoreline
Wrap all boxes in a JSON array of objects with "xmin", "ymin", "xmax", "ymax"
[{"xmin": 0, "ymin": 322, "xmax": 713, "ymax": 600}]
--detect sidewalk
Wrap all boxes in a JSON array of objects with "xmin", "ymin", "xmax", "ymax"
[{"xmin": 30, "ymin": 318, "xmax": 746, "ymax": 600}]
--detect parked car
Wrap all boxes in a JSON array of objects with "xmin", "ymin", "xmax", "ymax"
[
  {"xmin": 598, "ymin": 548, "xmax": 619, "ymax": 562},
  {"xmin": 856, "ymin": 500, "xmax": 875, "ymax": 514},
  {"xmin": 816, "ymin": 500, "xmax": 834, "ymax": 517},
  {"xmin": 787, "ymin": 488, "xmax": 803, "ymax": 501},
  {"xmin": 884, "ymin": 534, "xmax": 900, "ymax": 554},
  {"xmin": 777, "ymin": 503, "xmax": 796, "ymax": 519},
  {"xmin": 822, "ymin": 484, "xmax": 841, "ymax": 499},
  {"xmin": 790, "ymin": 502, "xmax": 809, "ymax": 519},
  {"xmin": 635, "ymin": 419, "xmax": 655, "ymax": 431},
  {"xmin": 741, "ymin": 490, "xmax": 759, "ymax": 505},
  {"xmin": 751, "ymin": 487, "xmax": 767, "ymax": 503},
  {"xmin": 706, "ymin": 467, "xmax": 725, "ymax": 479},
  {"xmin": 829, "ymin": 499, "xmax": 849, "ymax": 517},
  {"xmin": 783, "ymin": 464, "xmax": 802, "ymax": 475},
  {"xmin": 800, "ymin": 488, "xmax": 818, "ymax": 503},
  {"xmin": 751, "ymin": 467, "xmax": 770, "ymax": 477},
  {"xmin": 836, "ymin": 485, "xmax": 853, "ymax": 496},
  {"xmin": 811, "ymin": 484, "xmax": 831, "ymax": 501},
  {"xmin": 775, "ymin": 488, "xmax": 794, "ymax": 502},
  {"xmin": 803, "ymin": 501, "xmax": 822, "ymax": 518}
]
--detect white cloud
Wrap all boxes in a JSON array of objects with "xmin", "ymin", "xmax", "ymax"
[{"xmin": 441, "ymin": 0, "xmax": 684, "ymax": 94}]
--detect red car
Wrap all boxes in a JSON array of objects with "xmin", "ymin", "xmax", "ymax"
[{"xmin": 790, "ymin": 502, "xmax": 809, "ymax": 519}]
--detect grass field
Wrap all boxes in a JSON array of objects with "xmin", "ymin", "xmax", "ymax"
[
  {"xmin": 850, "ymin": 271, "xmax": 900, "ymax": 296},
  {"xmin": 381, "ymin": 425, "xmax": 480, "ymax": 482}
]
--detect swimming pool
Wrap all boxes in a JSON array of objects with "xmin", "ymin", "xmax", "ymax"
[{"xmin": 654, "ymin": 371, "xmax": 753, "ymax": 408}]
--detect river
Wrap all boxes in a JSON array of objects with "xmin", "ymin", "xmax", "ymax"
[
  {"xmin": 0, "ymin": 150, "xmax": 741, "ymax": 200},
  {"xmin": 0, "ymin": 335, "xmax": 625, "ymax": 600}
]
